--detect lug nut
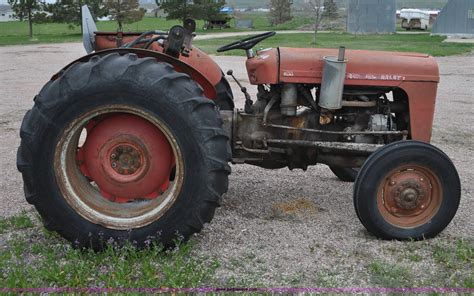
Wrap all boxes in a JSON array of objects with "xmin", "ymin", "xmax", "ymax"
[
  {"xmin": 111, "ymin": 162, "xmax": 117, "ymax": 168},
  {"xmin": 111, "ymin": 154, "xmax": 117, "ymax": 159}
]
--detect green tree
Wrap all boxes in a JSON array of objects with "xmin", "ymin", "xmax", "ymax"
[
  {"xmin": 7, "ymin": 0, "xmax": 41, "ymax": 38},
  {"xmin": 105, "ymin": 0, "xmax": 145, "ymax": 31},
  {"xmin": 157, "ymin": 0, "xmax": 225, "ymax": 22},
  {"xmin": 307, "ymin": 0, "xmax": 323, "ymax": 43},
  {"xmin": 44, "ymin": 0, "xmax": 108, "ymax": 29},
  {"xmin": 269, "ymin": 0, "xmax": 293, "ymax": 26},
  {"xmin": 323, "ymin": 0, "xmax": 338, "ymax": 18}
]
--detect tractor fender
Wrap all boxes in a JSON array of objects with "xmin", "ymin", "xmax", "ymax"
[{"xmin": 51, "ymin": 48, "xmax": 217, "ymax": 99}]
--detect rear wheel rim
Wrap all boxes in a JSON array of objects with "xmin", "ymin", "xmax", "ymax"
[
  {"xmin": 377, "ymin": 164, "xmax": 442, "ymax": 228},
  {"xmin": 54, "ymin": 105, "xmax": 184, "ymax": 230}
]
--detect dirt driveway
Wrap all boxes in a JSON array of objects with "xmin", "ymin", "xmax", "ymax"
[{"xmin": 0, "ymin": 43, "xmax": 472, "ymax": 286}]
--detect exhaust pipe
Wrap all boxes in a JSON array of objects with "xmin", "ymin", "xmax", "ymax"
[{"xmin": 318, "ymin": 47, "xmax": 348, "ymax": 110}]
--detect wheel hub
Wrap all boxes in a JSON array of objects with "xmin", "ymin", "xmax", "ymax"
[
  {"xmin": 77, "ymin": 113, "xmax": 174, "ymax": 203},
  {"xmin": 393, "ymin": 180, "xmax": 425, "ymax": 210},
  {"xmin": 378, "ymin": 164, "xmax": 443, "ymax": 228},
  {"xmin": 110, "ymin": 144, "xmax": 143, "ymax": 175}
]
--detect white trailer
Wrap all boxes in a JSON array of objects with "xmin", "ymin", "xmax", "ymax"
[{"xmin": 400, "ymin": 9, "xmax": 430, "ymax": 30}]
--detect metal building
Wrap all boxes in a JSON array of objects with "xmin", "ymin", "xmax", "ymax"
[
  {"xmin": 347, "ymin": 0, "xmax": 396, "ymax": 34},
  {"xmin": 432, "ymin": 0, "xmax": 474, "ymax": 37}
]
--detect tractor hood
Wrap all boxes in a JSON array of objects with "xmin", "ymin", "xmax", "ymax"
[{"xmin": 246, "ymin": 47, "xmax": 440, "ymax": 86}]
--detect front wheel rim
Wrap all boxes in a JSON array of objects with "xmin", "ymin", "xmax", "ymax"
[
  {"xmin": 54, "ymin": 105, "xmax": 184, "ymax": 230},
  {"xmin": 377, "ymin": 164, "xmax": 443, "ymax": 229}
]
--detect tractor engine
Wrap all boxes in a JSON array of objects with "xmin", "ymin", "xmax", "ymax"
[
  {"xmin": 222, "ymin": 48, "xmax": 410, "ymax": 170},
  {"xmin": 223, "ymin": 83, "xmax": 408, "ymax": 170}
]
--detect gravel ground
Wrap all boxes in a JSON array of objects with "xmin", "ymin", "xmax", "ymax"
[{"xmin": 0, "ymin": 43, "xmax": 472, "ymax": 287}]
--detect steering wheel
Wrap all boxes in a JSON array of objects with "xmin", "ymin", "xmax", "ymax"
[{"xmin": 217, "ymin": 31, "xmax": 276, "ymax": 53}]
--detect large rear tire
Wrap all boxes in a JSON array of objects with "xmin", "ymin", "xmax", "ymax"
[
  {"xmin": 215, "ymin": 74, "xmax": 234, "ymax": 110},
  {"xmin": 329, "ymin": 166, "xmax": 359, "ymax": 182},
  {"xmin": 17, "ymin": 53, "xmax": 231, "ymax": 250},
  {"xmin": 353, "ymin": 141, "xmax": 460, "ymax": 240}
]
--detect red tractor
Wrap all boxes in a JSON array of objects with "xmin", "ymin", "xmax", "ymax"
[{"xmin": 17, "ymin": 13, "xmax": 461, "ymax": 250}]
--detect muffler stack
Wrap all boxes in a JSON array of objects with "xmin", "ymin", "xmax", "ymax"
[{"xmin": 319, "ymin": 47, "xmax": 348, "ymax": 110}]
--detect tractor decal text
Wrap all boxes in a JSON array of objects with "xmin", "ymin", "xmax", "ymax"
[{"xmin": 347, "ymin": 73, "xmax": 406, "ymax": 81}]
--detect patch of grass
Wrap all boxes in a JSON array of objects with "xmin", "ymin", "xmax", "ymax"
[
  {"xmin": 369, "ymin": 260, "xmax": 414, "ymax": 288},
  {"xmin": 314, "ymin": 271, "xmax": 340, "ymax": 288},
  {"xmin": 408, "ymin": 253, "xmax": 423, "ymax": 262},
  {"xmin": 225, "ymin": 275, "xmax": 265, "ymax": 289},
  {"xmin": 0, "ymin": 33, "xmax": 82, "ymax": 46},
  {"xmin": 0, "ymin": 212, "xmax": 34, "ymax": 234},
  {"xmin": 194, "ymin": 32, "xmax": 474, "ymax": 57},
  {"xmin": 0, "ymin": 18, "xmax": 189, "ymax": 46},
  {"xmin": 2, "ymin": 17, "xmax": 471, "ymax": 57},
  {"xmin": 281, "ymin": 271, "xmax": 305, "ymax": 286},
  {"xmin": 0, "ymin": 14, "xmax": 311, "ymax": 46},
  {"xmin": 433, "ymin": 240, "xmax": 473, "ymax": 268},
  {"xmin": 0, "ymin": 228, "xmax": 219, "ymax": 288},
  {"xmin": 229, "ymin": 257, "xmax": 245, "ymax": 269},
  {"xmin": 432, "ymin": 239, "xmax": 474, "ymax": 288}
]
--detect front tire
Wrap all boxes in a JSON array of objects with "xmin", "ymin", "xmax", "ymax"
[
  {"xmin": 17, "ymin": 53, "xmax": 231, "ymax": 250},
  {"xmin": 353, "ymin": 141, "xmax": 461, "ymax": 240}
]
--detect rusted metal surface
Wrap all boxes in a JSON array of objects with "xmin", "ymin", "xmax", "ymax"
[
  {"xmin": 341, "ymin": 100, "xmax": 377, "ymax": 108},
  {"xmin": 246, "ymin": 47, "xmax": 439, "ymax": 85},
  {"xmin": 95, "ymin": 32, "xmax": 223, "ymax": 86},
  {"xmin": 109, "ymin": 144, "xmax": 143, "ymax": 176},
  {"xmin": 95, "ymin": 32, "xmax": 150, "ymax": 51},
  {"xmin": 278, "ymin": 47, "xmax": 439, "ymax": 84},
  {"xmin": 399, "ymin": 81, "xmax": 438, "ymax": 142},
  {"xmin": 377, "ymin": 164, "xmax": 442, "ymax": 228},
  {"xmin": 245, "ymin": 48, "xmax": 279, "ymax": 85},
  {"xmin": 265, "ymin": 123, "xmax": 409, "ymax": 136},
  {"xmin": 266, "ymin": 139, "xmax": 383, "ymax": 154},
  {"xmin": 319, "ymin": 113, "xmax": 333, "ymax": 125},
  {"xmin": 78, "ymin": 113, "xmax": 173, "ymax": 203},
  {"xmin": 54, "ymin": 105, "xmax": 184, "ymax": 230},
  {"xmin": 245, "ymin": 47, "xmax": 439, "ymax": 142}
]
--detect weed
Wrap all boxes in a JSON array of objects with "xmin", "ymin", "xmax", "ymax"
[
  {"xmin": 0, "ymin": 230, "xmax": 219, "ymax": 288},
  {"xmin": 0, "ymin": 212, "xmax": 34, "ymax": 234},
  {"xmin": 369, "ymin": 260, "xmax": 414, "ymax": 287},
  {"xmin": 314, "ymin": 271, "xmax": 340, "ymax": 288},
  {"xmin": 408, "ymin": 253, "xmax": 423, "ymax": 262},
  {"xmin": 432, "ymin": 239, "xmax": 474, "ymax": 288}
]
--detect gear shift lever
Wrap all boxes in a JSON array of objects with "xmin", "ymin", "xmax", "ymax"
[{"xmin": 226, "ymin": 70, "xmax": 253, "ymax": 114}]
